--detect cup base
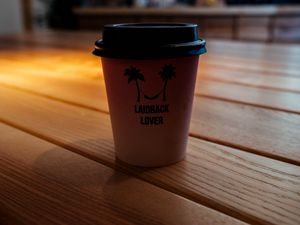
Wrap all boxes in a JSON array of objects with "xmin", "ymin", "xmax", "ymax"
[{"xmin": 115, "ymin": 154, "xmax": 186, "ymax": 168}]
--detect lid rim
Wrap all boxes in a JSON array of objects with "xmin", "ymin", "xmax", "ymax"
[
  {"xmin": 93, "ymin": 23, "xmax": 207, "ymax": 58},
  {"xmin": 104, "ymin": 23, "xmax": 198, "ymax": 29},
  {"xmin": 95, "ymin": 39, "xmax": 206, "ymax": 50},
  {"xmin": 93, "ymin": 45, "xmax": 207, "ymax": 59}
]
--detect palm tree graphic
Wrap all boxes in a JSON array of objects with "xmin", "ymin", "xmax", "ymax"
[
  {"xmin": 159, "ymin": 64, "xmax": 176, "ymax": 102},
  {"xmin": 124, "ymin": 66, "xmax": 145, "ymax": 102}
]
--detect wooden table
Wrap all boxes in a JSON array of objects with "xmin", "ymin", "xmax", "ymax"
[{"xmin": 0, "ymin": 31, "xmax": 300, "ymax": 225}]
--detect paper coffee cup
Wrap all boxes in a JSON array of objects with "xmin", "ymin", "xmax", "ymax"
[{"xmin": 93, "ymin": 23, "xmax": 206, "ymax": 167}]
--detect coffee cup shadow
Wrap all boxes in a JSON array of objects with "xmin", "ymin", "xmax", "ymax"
[
  {"xmin": 31, "ymin": 138, "xmax": 166, "ymax": 189},
  {"xmin": 31, "ymin": 138, "xmax": 191, "ymax": 222}
]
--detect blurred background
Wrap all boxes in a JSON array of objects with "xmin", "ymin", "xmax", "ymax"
[{"xmin": 1, "ymin": 0, "xmax": 300, "ymax": 42}]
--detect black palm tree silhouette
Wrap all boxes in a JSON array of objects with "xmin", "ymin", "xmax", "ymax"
[
  {"xmin": 124, "ymin": 66, "xmax": 145, "ymax": 102},
  {"xmin": 159, "ymin": 64, "xmax": 176, "ymax": 101}
]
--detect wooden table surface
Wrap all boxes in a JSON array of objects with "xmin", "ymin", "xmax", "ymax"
[{"xmin": 0, "ymin": 31, "xmax": 300, "ymax": 225}]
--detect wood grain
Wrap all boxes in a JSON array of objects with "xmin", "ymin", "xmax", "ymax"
[
  {"xmin": 190, "ymin": 96, "xmax": 300, "ymax": 164},
  {"xmin": 1, "ymin": 31, "xmax": 300, "ymax": 64},
  {"xmin": 0, "ymin": 49, "xmax": 99, "ymax": 80},
  {"xmin": 4, "ymin": 74, "xmax": 300, "ymax": 112},
  {"xmin": 195, "ymin": 80, "xmax": 300, "ymax": 114},
  {"xmin": 1, "ymin": 65, "xmax": 300, "ymax": 116},
  {"xmin": 198, "ymin": 62, "xmax": 300, "ymax": 81},
  {"xmin": 2, "ymin": 52, "xmax": 300, "ymax": 96},
  {"xmin": 2, "ymin": 32, "xmax": 300, "ymax": 81},
  {"xmin": 203, "ymin": 44, "xmax": 300, "ymax": 74},
  {"xmin": 201, "ymin": 52, "xmax": 300, "ymax": 73},
  {"xmin": 0, "ymin": 123, "xmax": 245, "ymax": 225},
  {"xmin": 205, "ymin": 39, "xmax": 300, "ymax": 58},
  {"xmin": 0, "ymin": 86, "xmax": 299, "ymax": 225},
  {"xmin": 0, "ymin": 66, "xmax": 300, "ymax": 164},
  {"xmin": 1, "ymin": 31, "xmax": 300, "ymax": 225},
  {"xmin": 200, "ymin": 58, "xmax": 300, "ymax": 79},
  {"xmin": 198, "ymin": 64, "xmax": 300, "ymax": 93},
  {"xmin": 2, "ymin": 47, "xmax": 300, "ymax": 83},
  {"xmin": 0, "ymin": 31, "xmax": 97, "ymax": 50},
  {"xmin": 1, "ymin": 48, "xmax": 300, "ymax": 115}
]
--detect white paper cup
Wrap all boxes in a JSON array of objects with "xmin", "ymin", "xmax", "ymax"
[{"xmin": 93, "ymin": 23, "xmax": 206, "ymax": 167}]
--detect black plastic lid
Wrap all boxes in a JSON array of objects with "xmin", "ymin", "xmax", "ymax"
[{"xmin": 93, "ymin": 23, "xmax": 206, "ymax": 59}]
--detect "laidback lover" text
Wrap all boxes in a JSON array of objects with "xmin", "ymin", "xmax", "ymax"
[{"xmin": 134, "ymin": 104, "xmax": 169, "ymax": 125}]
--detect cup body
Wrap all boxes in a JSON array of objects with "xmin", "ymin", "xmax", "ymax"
[
  {"xmin": 101, "ymin": 55, "xmax": 199, "ymax": 167},
  {"xmin": 93, "ymin": 23, "xmax": 206, "ymax": 167}
]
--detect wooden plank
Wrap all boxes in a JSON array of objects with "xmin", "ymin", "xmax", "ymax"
[
  {"xmin": 204, "ymin": 42, "xmax": 300, "ymax": 69},
  {"xmin": 195, "ymin": 80, "xmax": 300, "ymax": 114},
  {"xmin": 0, "ymin": 86, "xmax": 300, "ymax": 225},
  {"xmin": 1, "ymin": 61, "xmax": 300, "ymax": 116},
  {"xmin": 201, "ymin": 52, "xmax": 300, "ymax": 75},
  {"xmin": 2, "ymin": 48, "xmax": 299, "ymax": 80},
  {"xmin": 0, "ymin": 49, "xmax": 100, "ymax": 80},
  {"xmin": 200, "ymin": 55, "xmax": 300, "ymax": 78},
  {"xmin": 0, "ymin": 31, "xmax": 97, "ymax": 50},
  {"xmin": 190, "ymin": 96, "xmax": 300, "ymax": 164},
  {"xmin": 1, "ymin": 48, "xmax": 300, "ymax": 114},
  {"xmin": 1, "ymin": 33, "xmax": 300, "ymax": 80},
  {"xmin": 2, "ymin": 52, "xmax": 300, "ymax": 96},
  {"xmin": 0, "ymin": 123, "xmax": 245, "ymax": 225},
  {"xmin": 0, "ymin": 47, "xmax": 299, "ymax": 161},
  {"xmin": 0, "ymin": 81, "xmax": 299, "ymax": 165},
  {"xmin": 205, "ymin": 38, "xmax": 300, "ymax": 57},
  {"xmin": 198, "ymin": 64, "xmax": 300, "ymax": 93},
  {"xmin": 1, "ymin": 30, "xmax": 299, "ymax": 56},
  {"xmin": 199, "ymin": 62, "xmax": 300, "ymax": 80},
  {"xmin": 0, "ymin": 66, "xmax": 299, "ymax": 163},
  {"xmin": 0, "ymin": 72, "xmax": 108, "ymax": 112},
  {"xmin": 13, "ymin": 48, "xmax": 290, "ymax": 88}
]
